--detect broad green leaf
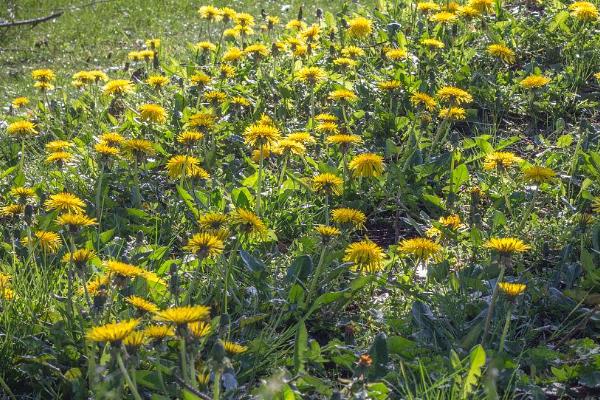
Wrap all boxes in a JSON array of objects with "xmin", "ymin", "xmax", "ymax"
[
  {"xmin": 176, "ymin": 184, "xmax": 199, "ymax": 219},
  {"xmin": 461, "ymin": 344, "xmax": 486, "ymax": 399},
  {"xmin": 294, "ymin": 320, "xmax": 308, "ymax": 373}
]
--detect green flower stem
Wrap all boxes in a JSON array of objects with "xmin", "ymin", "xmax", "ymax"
[
  {"xmin": 116, "ymin": 351, "xmax": 142, "ymax": 400},
  {"xmin": 515, "ymin": 187, "xmax": 538, "ymax": 234},
  {"xmin": 482, "ymin": 255, "xmax": 510, "ymax": 345},
  {"xmin": 95, "ymin": 164, "xmax": 105, "ymax": 250},
  {"xmin": 277, "ymin": 154, "xmax": 289, "ymax": 189},
  {"xmin": 223, "ymin": 239, "xmax": 241, "ymax": 315},
  {"xmin": 255, "ymin": 148, "xmax": 265, "ymax": 216},
  {"xmin": 499, "ymin": 303, "xmax": 513, "ymax": 352},
  {"xmin": 185, "ymin": 255, "xmax": 205, "ymax": 305},
  {"xmin": 212, "ymin": 368, "xmax": 222, "ymax": 400},
  {"xmin": 18, "ymin": 139, "xmax": 25, "ymax": 176},
  {"xmin": 307, "ymin": 245, "xmax": 328, "ymax": 303},
  {"xmin": 324, "ymin": 194, "xmax": 330, "ymax": 225},
  {"xmin": 179, "ymin": 337, "xmax": 189, "ymax": 385}
]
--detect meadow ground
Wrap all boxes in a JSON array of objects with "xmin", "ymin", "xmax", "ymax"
[
  {"xmin": 1, "ymin": 0, "xmax": 600, "ymax": 399},
  {"xmin": 0, "ymin": 0, "xmax": 335, "ymax": 102}
]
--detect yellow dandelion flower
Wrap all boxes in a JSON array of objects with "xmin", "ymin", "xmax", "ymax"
[
  {"xmin": 198, "ymin": 5, "xmax": 222, "ymax": 21},
  {"xmin": 220, "ymin": 64, "xmax": 236, "ymax": 79},
  {"xmin": 184, "ymin": 232, "xmax": 224, "ymax": 257},
  {"xmin": 498, "ymin": 282, "xmax": 527, "ymax": 297},
  {"xmin": 301, "ymin": 24, "xmax": 321, "ymax": 41},
  {"xmin": 165, "ymin": 155, "xmax": 200, "ymax": 179},
  {"xmin": 341, "ymin": 46, "xmax": 366, "ymax": 58},
  {"xmin": 146, "ymin": 38, "xmax": 161, "ymax": 49},
  {"xmin": 198, "ymin": 212, "xmax": 229, "ymax": 231},
  {"xmin": 287, "ymin": 132, "xmax": 315, "ymax": 145},
  {"xmin": 523, "ymin": 166, "xmax": 556, "ymax": 184},
  {"xmin": 123, "ymin": 331, "xmax": 146, "ymax": 348},
  {"xmin": 398, "ymin": 237, "xmax": 442, "ymax": 260},
  {"xmin": 139, "ymin": 104, "xmax": 167, "ymax": 124},
  {"xmin": 385, "ymin": 48, "xmax": 408, "ymax": 61},
  {"xmin": 439, "ymin": 214, "xmax": 461, "ymax": 230},
  {"xmin": 144, "ymin": 325, "xmax": 175, "ymax": 340},
  {"xmin": 46, "ymin": 140, "xmax": 73, "ymax": 152},
  {"xmin": 222, "ymin": 47, "xmax": 244, "ymax": 63},
  {"xmin": 154, "ymin": 305, "xmax": 211, "ymax": 325},
  {"xmin": 487, "ymin": 44, "xmax": 516, "ymax": 64},
  {"xmin": 188, "ymin": 321, "xmax": 212, "ymax": 338},
  {"xmin": 468, "ymin": 0, "xmax": 494, "ymax": 13},
  {"xmin": 62, "ymin": 249, "xmax": 95, "ymax": 266},
  {"xmin": 312, "ymin": 173, "xmax": 344, "ymax": 196},
  {"xmin": 204, "ymin": 90, "xmax": 227, "ymax": 104},
  {"xmin": 84, "ymin": 274, "xmax": 110, "ymax": 296},
  {"xmin": 571, "ymin": 2, "xmax": 599, "ymax": 20},
  {"xmin": 436, "ymin": 86, "xmax": 473, "ymax": 105},
  {"xmin": 22, "ymin": 231, "xmax": 62, "ymax": 253},
  {"xmin": 86, "ymin": 319, "xmax": 139, "ymax": 343},
  {"xmin": 222, "ymin": 340, "xmax": 248, "ymax": 354},
  {"xmin": 377, "ymin": 80, "xmax": 401, "ymax": 91},
  {"xmin": 484, "ymin": 238, "xmax": 530, "ymax": 254},
  {"xmin": 457, "ymin": 5, "xmax": 481, "ymax": 17},
  {"xmin": 102, "ymin": 79, "xmax": 134, "ymax": 96},
  {"xmin": 146, "ymin": 75, "xmax": 169, "ymax": 88},
  {"xmin": 177, "ymin": 131, "xmax": 204, "ymax": 147},
  {"xmin": 316, "ymin": 122, "xmax": 339, "ymax": 135},
  {"xmin": 286, "ymin": 19, "xmax": 307, "ymax": 31},
  {"xmin": 104, "ymin": 260, "xmax": 144, "ymax": 279},
  {"xmin": 520, "ymin": 75, "xmax": 551, "ymax": 89},
  {"xmin": 417, "ymin": 2, "xmax": 441, "ymax": 12},
  {"xmin": 95, "ymin": 143, "xmax": 120, "ymax": 157},
  {"xmin": 46, "ymin": 151, "xmax": 73, "ymax": 164},
  {"xmin": 591, "ymin": 197, "xmax": 600, "ymax": 213},
  {"xmin": 349, "ymin": 153, "xmax": 385, "ymax": 178},
  {"xmin": 126, "ymin": 295, "xmax": 160, "ymax": 313},
  {"xmin": 0, "ymin": 204, "xmax": 24, "ymax": 218},
  {"xmin": 315, "ymin": 225, "xmax": 341, "ymax": 241},
  {"xmin": 295, "ymin": 66, "xmax": 327, "ymax": 85},
  {"xmin": 331, "ymin": 207, "xmax": 366, "ymax": 228},
  {"xmin": 347, "ymin": 16, "xmax": 372, "ymax": 38},
  {"xmin": 56, "ymin": 213, "xmax": 97, "ymax": 229},
  {"xmin": 10, "ymin": 186, "xmax": 36, "ymax": 201},
  {"xmin": 344, "ymin": 239, "xmax": 385, "ymax": 273},
  {"xmin": 275, "ymin": 139, "xmax": 306, "ymax": 156},
  {"xmin": 232, "ymin": 208, "xmax": 268, "ymax": 236},
  {"xmin": 190, "ymin": 72, "xmax": 211, "ymax": 87},
  {"xmin": 333, "ymin": 57, "xmax": 358, "ymax": 70},
  {"xmin": 244, "ymin": 122, "xmax": 281, "ymax": 148},
  {"xmin": 438, "ymin": 107, "xmax": 466, "ymax": 120},
  {"xmin": 430, "ymin": 11, "xmax": 458, "ymax": 23},
  {"xmin": 31, "ymin": 69, "xmax": 55, "ymax": 82},
  {"xmin": 483, "ymin": 151, "xmax": 523, "ymax": 170},
  {"xmin": 195, "ymin": 41, "xmax": 217, "ymax": 53},
  {"xmin": 45, "ymin": 192, "xmax": 85, "ymax": 214},
  {"xmin": 188, "ymin": 111, "xmax": 216, "ymax": 131},
  {"xmin": 7, "ymin": 120, "xmax": 37, "ymax": 137},
  {"xmin": 421, "ymin": 38, "xmax": 445, "ymax": 49},
  {"xmin": 244, "ymin": 43, "xmax": 269, "ymax": 59},
  {"xmin": 328, "ymin": 89, "xmax": 358, "ymax": 102},
  {"xmin": 124, "ymin": 139, "xmax": 156, "ymax": 157},
  {"xmin": 12, "ymin": 97, "xmax": 29, "ymax": 108},
  {"xmin": 99, "ymin": 132, "xmax": 125, "ymax": 146},
  {"xmin": 231, "ymin": 96, "xmax": 251, "ymax": 108},
  {"xmin": 235, "ymin": 12, "xmax": 255, "ymax": 27},
  {"xmin": 34, "ymin": 81, "xmax": 54, "ymax": 91},
  {"xmin": 411, "ymin": 92, "xmax": 437, "ymax": 110},
  {"xmin": 0, "ymin": 273, "xmax": 11, "ymax": 288}
]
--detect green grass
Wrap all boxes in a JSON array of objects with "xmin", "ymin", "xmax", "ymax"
[{"xmin": 0, "ymin": 0, "xmax": 336, "ymax": 103}]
